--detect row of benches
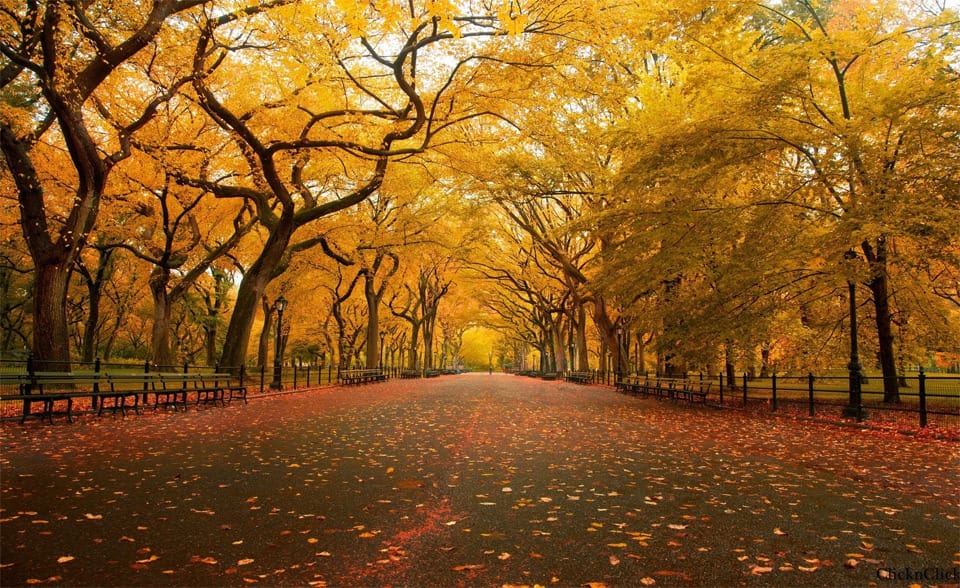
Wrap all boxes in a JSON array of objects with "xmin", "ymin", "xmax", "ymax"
[
  {"xmin": 565, "ymin": 371, "xmax": 593, "ymax": 384},
  {"xmin": 616, "ymin": 376, "xmax": 712, "ymax": 403},
  {"xmin": 7, "ymin": 371, "xmax": 247, "ymax": 424},
  {"xmin": 337, "ymin": 369, "xmax": 389, "ymax": 386}
]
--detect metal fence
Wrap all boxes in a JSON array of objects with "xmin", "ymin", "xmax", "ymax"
[
  {"xmin": 612, "ymin": 370, "xmax": 959, "ymax": 433},
  {"xmin": 514, "ymin": 368, "xmax": 959, "ymax": 434},
  {"xmin": 0, "ymin": 358, "xmax": 414, "ymax": 422}
]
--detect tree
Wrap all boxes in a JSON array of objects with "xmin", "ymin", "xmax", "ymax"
[{"xmin": 1, "ymin": 0, "xmax": 210, "ymax": 369}]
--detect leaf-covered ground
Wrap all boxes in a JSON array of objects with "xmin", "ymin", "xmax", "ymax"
[{"xmin": 1, "ymin": 374, "xmax": 958, "ymax": 587}]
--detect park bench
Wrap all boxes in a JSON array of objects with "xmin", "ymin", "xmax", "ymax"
[
  {"xmin": 338, "ymin": 369, "xmax": 388, "ymax": 386},
  {"xmin": 148, "ymin": 373, "xmax": 229, "ymax": 410},
  {"xmin": 565, "ymin": 371, "xmax": 593, "ymax": 385},
  {"xmin": 679, "ymin": 380, "xmax": 712, "ymax": 403},
  {"xmin": 615, "ymin": 375, "xmax": 643, "ymax": 394},
  {"xmin": 11, "ymin": 371, "xmax": 154, "ymax": 423},
  {"xmin": 212, "ymin": 373, "xmax": 248, "ymax": 404},
  {"xmin": 400, "ymin": 369, "xmax": 421, "ymax": 379},
  {"xmin": 540, "ymin": 372, "xmax": 558, "ymax": 381},
  {"xmin": 424, "ymin": 369, "xmax": 441, "ymax": 378},
  {"xmin": 14, "ymin": 372, "xmax": 101, "ymax": 424}
]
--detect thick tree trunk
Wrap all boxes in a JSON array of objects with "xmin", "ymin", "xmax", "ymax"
[
  {"xmin": 724, "ymin": 342, "xmax": 737, "ymax": 390},
  {"xmin": 218, "ymin": 212, "xmax": 294, "ymax": 372},
  {"xmin": 364, "ymin": 274, "xmax": 380, "ymax": 369},
  {"xmin": 31, "ymin": 263, "xmax": 74, "ymax": 371},
  {"xmin": 576, "ymin": 304, "xmax": 589, "ymax": 370},
  {"xmin": 257, "ymin": 296, "xmax": 272, "ymax": 370},
  {"xmin": 551, "ymin": 323, "xmax": 565, "ymax": 372},
  {"xmin": 862, "ymin": 238, "xmax": 900, "ymax": 403},
  {"xmin": 80, "ymin": 280, "xmax": 103, "ymax": 364},
  {"xmin": 423, "ymin": 321, "xmax": 434, "ymax": 370},
  {"xmin": 591, "ymin": 296, "xmax": 626, "ymax": 375},
  {"xmin": 149, "ymin": 268, "xmax": 174, "ymax": 368}
]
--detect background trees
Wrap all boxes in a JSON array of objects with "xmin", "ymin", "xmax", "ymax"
[{"xmin": 2, "ymin": 0, "xmax": 957, "ymax": 380}]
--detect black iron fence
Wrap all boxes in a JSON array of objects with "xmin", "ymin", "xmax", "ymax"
[
  {"xmin": 0, "ymin": 358, "xmax": 414, "ymax": 421},
  {"xmin": 610, "ymin": 370, "xmax": 959, "ymax": 434},
  {"xmin": 511, "ymin": 367, "xmax": 959, "ymax": 433}
]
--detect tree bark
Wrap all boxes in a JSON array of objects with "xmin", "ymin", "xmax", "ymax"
[
  {"xmin": 257, "ymin": 296, "xmax": 272, "ymax": 370},
  {"xmin": 219, "ymin": 210, "xmax": 295, "ymax": 372},
  {"xmin": 31, "ymin": 262, "xmax": 74, "ymax": 370},
  {"xmin": 149, "ymin": 267, "xmax": 174, "ymax": 368},
  {"xmin": 862, "ymin": 237, "xmax": 900, "ymax": 403},
  {"xmin": 365, "ymin": 273, "xmax": 381, "ymax": 369}
]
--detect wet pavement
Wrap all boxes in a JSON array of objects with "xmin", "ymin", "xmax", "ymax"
[{"xmin": 1, "ymin": 373, "xmax": 958, "ymax": 587}]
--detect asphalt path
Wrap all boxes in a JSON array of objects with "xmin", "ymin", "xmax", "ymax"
[{"xmin": 1, "ymin": 373, "xmax": 958, "ymax": 587}]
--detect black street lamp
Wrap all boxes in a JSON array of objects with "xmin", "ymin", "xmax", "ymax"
[
  {"xmin": 270, "ymin": 295, "xmax": 287, "ymax": 390},
  {"xmin": 842, "ymin": 252, "xmax": 867, "ymax": 421},
  {"xmin": 615, "ymin": 325, "xmax": 624, "ymax": 384}
]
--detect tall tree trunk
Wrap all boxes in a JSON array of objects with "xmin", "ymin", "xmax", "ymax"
[
  {"xmin": 78, "ymin": 248, "xmax": 113, "ymax": 364},
  {"xmin": 219, "ymin": 212, "xmax": 294, "ymax": 372},
  {"xmin": 862, "ymin": 237, "xmax": 900, "ymax": 403},
  {"xmin": 31, "ymin": 262, "xmax": 74, "ymax": 371},
  {"xmin": 423, "ymin": 320, "xmax": 434, "ymax": 370},
  {"xmin": 591, "ymin": 296, "xmax": 626, "ymax": 375},
  {"xmin": 364, "ymin": 274, "xmax": 380, "ymax": 369},
  {"xmin": 576, "ymin": 303, "xmax": 589, "ymax": 370},
  {"xmin": 149, "ymin": 267, "xmax": 174, "ymax": 368},
  {"xmin": 724, "ymin": 342, "xmax": 737, "ymax": 390},
  {"xmin": 257, "ymin": 296, "xmax": 272, "ymax": 370}
]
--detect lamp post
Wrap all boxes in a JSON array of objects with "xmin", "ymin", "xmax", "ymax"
[
  {"xmin": 615, "ymin": 325, "xmax": 624, "ymax": 384},
  {"xmin": 842, "ymin": 252, "xmax": 867, "ymax": 421},
  {"xmin": 270, "ymin": 295, "xmax": 287, "ymax": 390}
]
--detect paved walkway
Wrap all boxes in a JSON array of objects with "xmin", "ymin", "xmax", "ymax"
[{"xmin": 1, "ymin": 374, "xmax": 958, "ymax": 587}]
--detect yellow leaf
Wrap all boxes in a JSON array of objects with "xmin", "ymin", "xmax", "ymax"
[
  {"xmin": 238, "ymin": 558, "xmax": 254, "ymax": 566},
  {"xmin": 57, "ymin": 556, "xmax": 75, "ymax": 564}
]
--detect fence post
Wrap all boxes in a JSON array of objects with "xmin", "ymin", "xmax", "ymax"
[
  {"xmin": 718, "ymin": 372, "xmax": 724, "ymax": 406},
  {"xmin": 293, "ymin": 362, "xmax": 298, "ymax": 390},
  {"xmin": 259, "ymin": 364, "xmax": 265, "ymax": 393},
  {"xmin": 742, "ymin": 372, "xmax": 748, "ymax": 406},
  {"xmin": 306, "ymin": 365, "xmax": 311, "ymax": 388},
  {"xmin": 918, "ymin": 367, "xmax": 927, "ymax": 428},
  {"xmin": 771, "ymin": 372, "xmax": 777, "ymax": 412},
  {"xmin": 807, "ymin": 372, "xmax": 815, "ymax": 417}
]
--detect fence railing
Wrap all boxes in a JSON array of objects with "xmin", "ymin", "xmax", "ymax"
[
  {"xmin": 607, "ymin": 370, "xmax": 959, "ymax": 433},
  {"xmin": 0, "ymin": 358, "xmax": 417, "ymax": 421}
]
